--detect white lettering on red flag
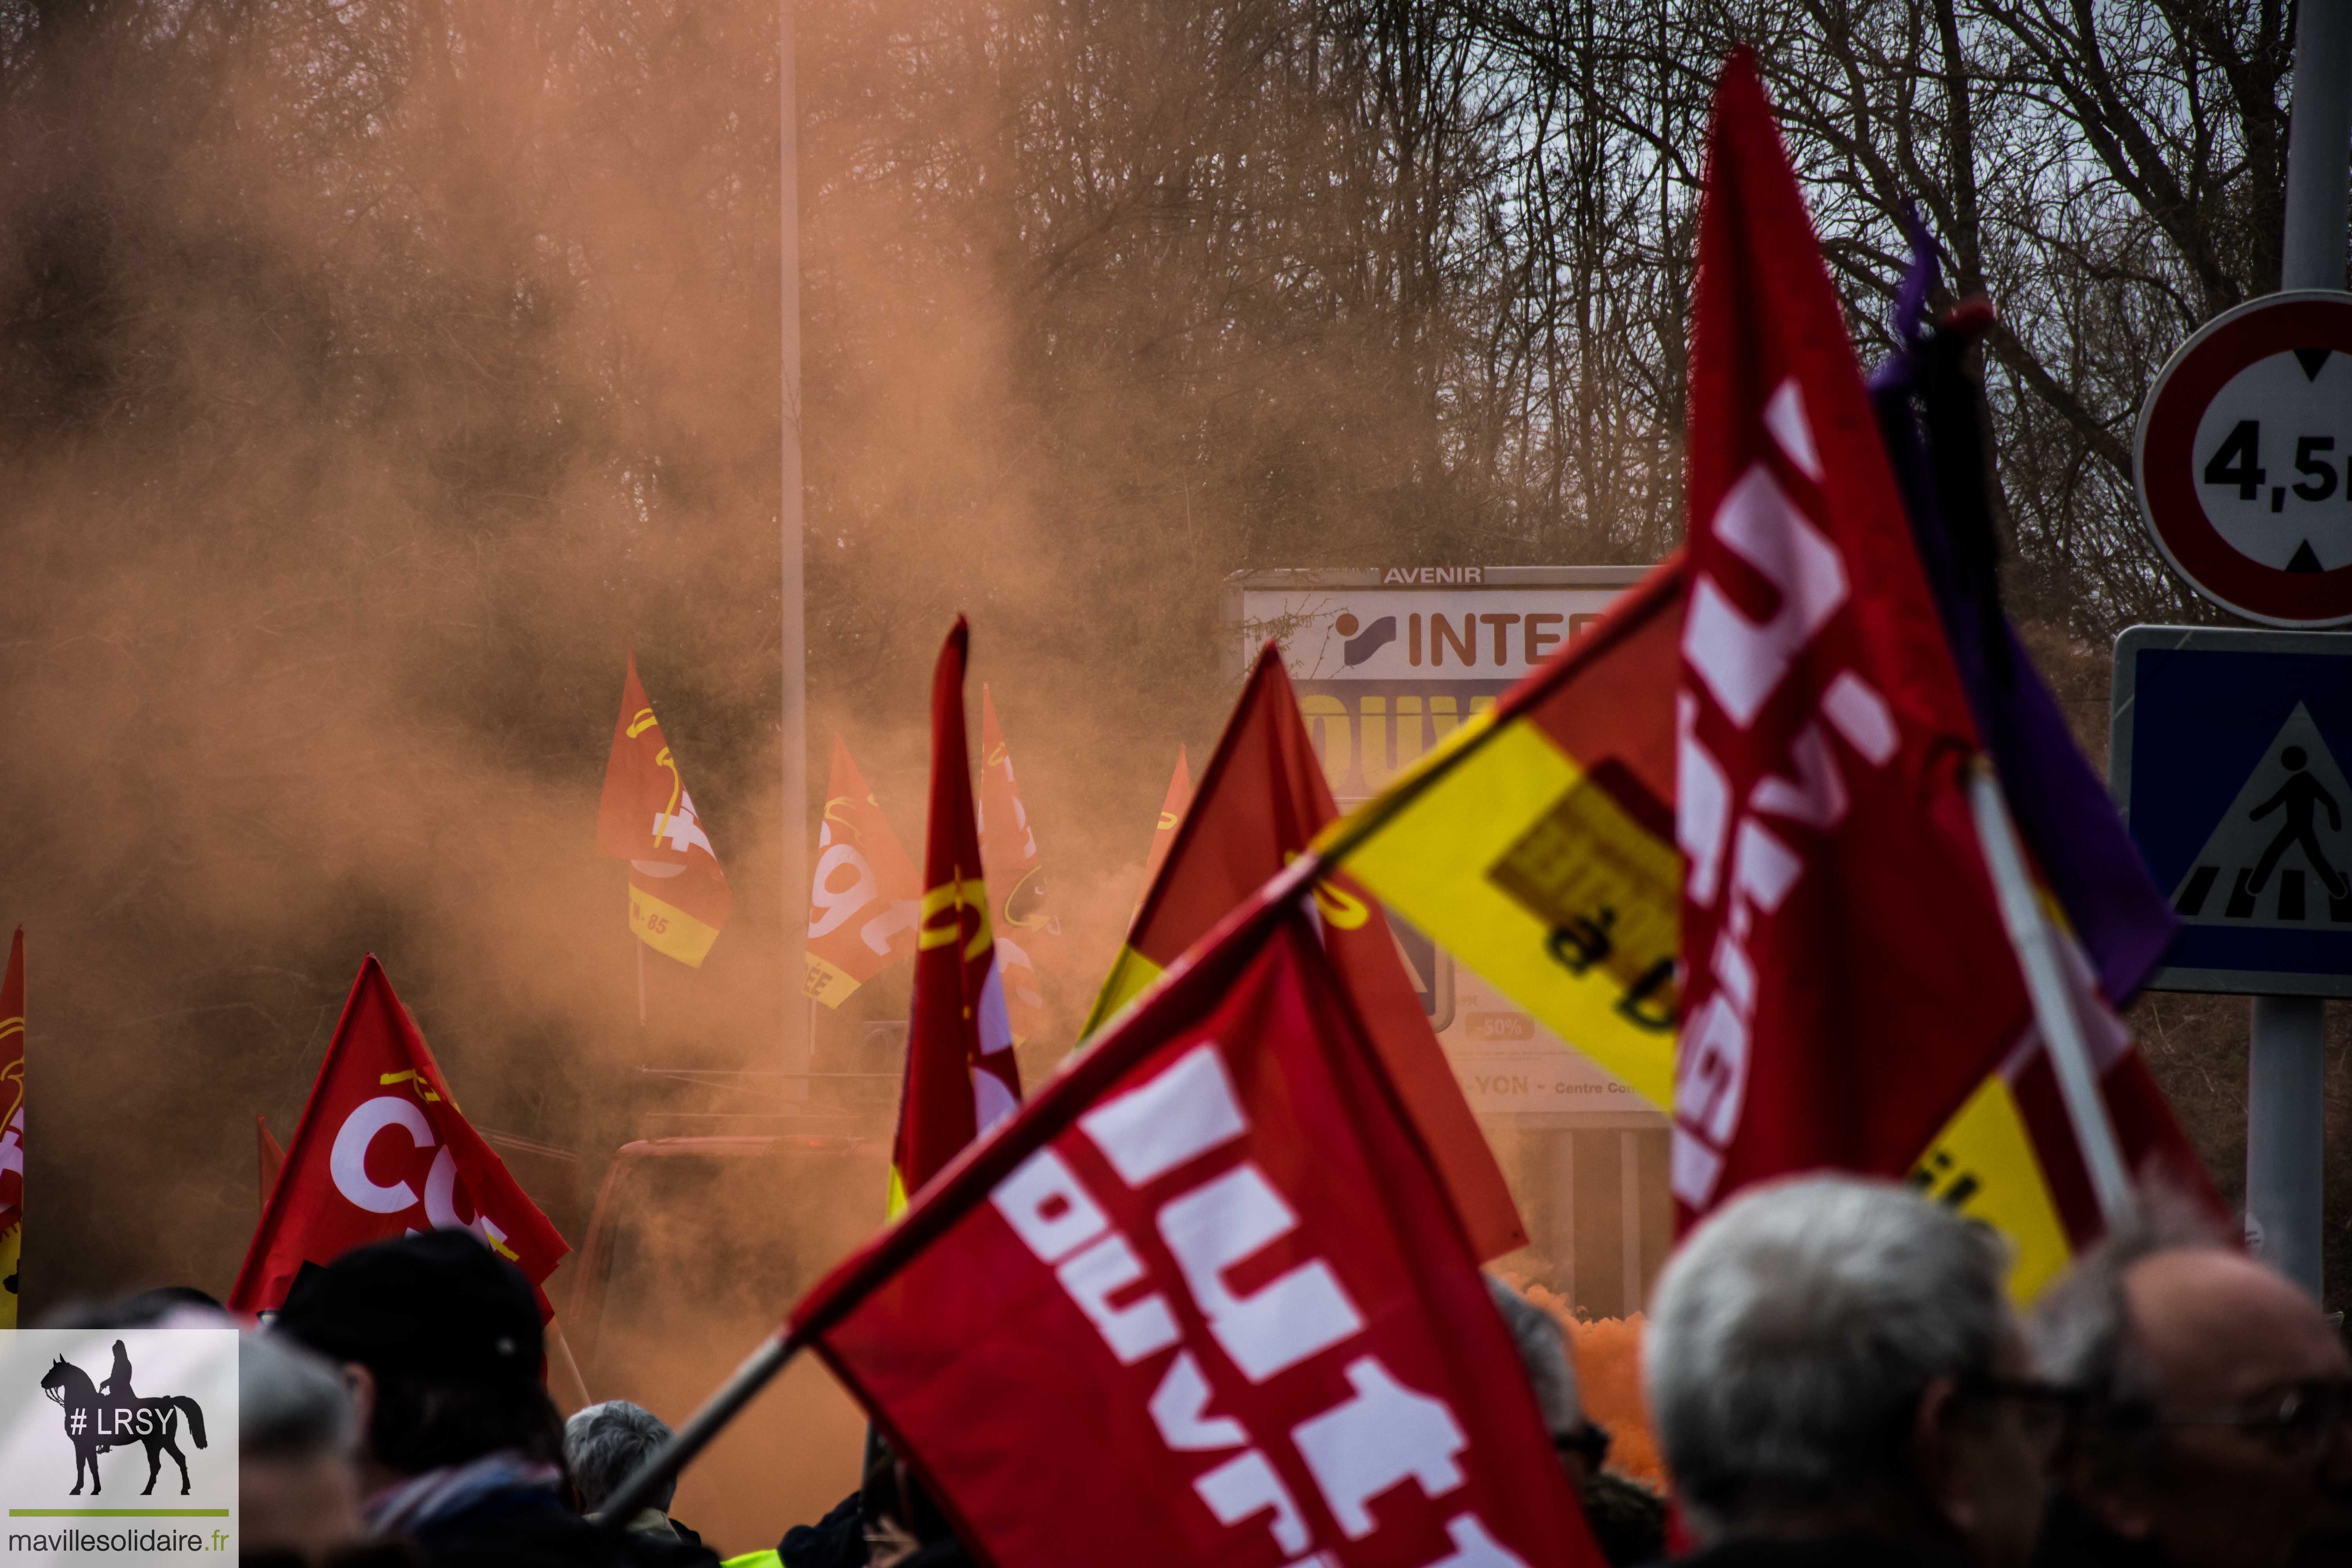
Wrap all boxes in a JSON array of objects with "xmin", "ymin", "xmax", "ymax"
[
  {"xmin": 797, "ymin": 909, "xmax": 1596, "ymax": 1568},
  {"xmin": 1669, "ymin": 57, "xmax": 2029, "ymax": 1221},
  {"xmin": 228, "ymin": 956, "xmax": 569, "ymax": 1315}
]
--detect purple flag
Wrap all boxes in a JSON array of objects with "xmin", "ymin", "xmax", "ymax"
[{"xmin": 1870, "ymin": 226, "xmax": 2178, "ymax": 1002}]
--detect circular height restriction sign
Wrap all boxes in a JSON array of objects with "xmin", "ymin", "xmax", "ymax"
[{"xmin": 2137, "ymin": 290, "xmax": 2352, "ymax": 626}]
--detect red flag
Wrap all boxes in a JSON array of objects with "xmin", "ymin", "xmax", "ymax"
[
  {"xmin": 229, "ymin": 956, "xmax": 570, "ymax": 1314},
  {"xmin": 978, "ymin": 684, "xmax": 1064, "ymax": 1043},
  {"xmin": 1089, "ymin": 647, "xmax": 1527, "ymax": 1261},
  {"xmin": 597, "ymin": 653, "xmax": 733, "ymax": 968},
  {"xmin": 0, "ymin": 928, "xmax": 22, "ymax": 1308},
  {"xmin": 1670, "ymin": 55, "xmax": 2029, "ymax": 1220},
  {"xmin": 891, "ymin": 621, "xmax": 1024, "ymax": 1214},
  {"xmin": 793, "ymin": 890, "xmax": 1599, "ymax": 1568},
  {"xmin": 2000, "ymin": 956, "xmax": 2227, "ymax": 1250},
  {"xmin": 804, "ymin": 734, "xmax": 924, "ymax": 1008},
  {"xmin": 1133, "ymin": 746, "xmax": 1194, "ymax": 926},
  {"xmin": 257, "ymin": 1114, "xmax": 286, "ymax": 1218}
]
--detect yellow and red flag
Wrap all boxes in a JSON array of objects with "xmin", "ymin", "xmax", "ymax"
[
  {"xmin": 1318, "ymin": 562, "xmax": 1687, "ymax": 1108},
  {"xmin": 977, "ymin": 684, "xmax": 1063, "ymax": 1044},
  {"xmin": 0, "ymin": 928, "xmax": 21, "ymax": 1328},
  {"xmin": 1322, "ymin": 545, "xmax": 2204, "ymax": 1295},
  {"xmin": 1322, "ymin": 56, "xmax": 2211, "ymax": 1296},
  {"xmin": 1129, "ymin": 746, "xmax": 1192, "ymax": 927},
  {"xmin": 804, "ymin": 734, "xmax": 923, "ymax": 1007},
  {"xmin": 597, "ymin": 653, "xmax": 733, "ymax": 968},
  {"xmin": 891, "ymin": 621, "xmax": 1024, "ymax": 1214},
  {"xmin": 1085, "ymin": 645, "xmax": 1527, "ymax": 1261}
]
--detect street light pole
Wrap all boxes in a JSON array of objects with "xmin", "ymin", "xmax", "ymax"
[{"xmin": 779, "ymin": 0, "xmax": 811, "ymax": 1100}]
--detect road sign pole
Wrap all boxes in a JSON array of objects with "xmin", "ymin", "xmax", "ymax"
[
  {"xmin": 2243, "ymin": 0, "xmax": 2351, "ymax": 1297},
  {"xmin": 2249, "ymin": 995, "xmax": 2327, "ymax": 1295},
  {"xmin": 2281, "ymin": 0, "xmax": 2352, "ymax": 295}
]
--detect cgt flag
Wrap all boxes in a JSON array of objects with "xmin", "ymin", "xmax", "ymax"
[
  {"xmin": 229, "ymin": 956, "xmax": 569, "ymax": 1315},
  {"xmin": 791, "ymin": 886, "xmax": 1599, "ymax": 1568},
  {"xmin": 805, "ymin": 734, "xmax": 924, "ymax": 1008},
  {"xmin": 978, "ymin": 685, "xmax": 1065, "ymax": 1044},
  {"xmin": 1088, "ymin": 646, "xmax": 1525, "ymax": 1262},
  {"xmin": 598, "ymin": 653, "xmax": 734, "ymax": 968},
  {"xmin": 891, "ymin": 621, "xmax": 1024, "ymax": 1215},
  {"xmin": 0, "ymin": 928, "xmax": 20, "ymax": 1328}
]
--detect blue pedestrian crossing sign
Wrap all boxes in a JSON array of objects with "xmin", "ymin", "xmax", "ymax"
[{"xmin": 2112, "ymin": 625, "xmax": 2352, "ymax": 993}]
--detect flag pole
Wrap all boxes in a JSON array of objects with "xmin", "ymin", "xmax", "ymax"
[
  {"xmin": 1965, "ymin": 759, "xmax": 2133, "ymax": 1226},
  {"xmin": 596, "ymin": 1328, "xmax": 802, "ymax": 1531},
  {"xmin": 545, "ymin": 1316, "xmax": 593, "ymax": 1416}
]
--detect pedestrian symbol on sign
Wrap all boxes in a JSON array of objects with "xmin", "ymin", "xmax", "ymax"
[{"xmin": 2171, "ymin": 702, "xmax": 2352, "ymax": 926}]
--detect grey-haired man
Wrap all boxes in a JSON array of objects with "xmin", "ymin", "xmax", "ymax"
[{"xmin": 1646, "ymin": 1175, "xmax": 2063, "ymax": 1568}]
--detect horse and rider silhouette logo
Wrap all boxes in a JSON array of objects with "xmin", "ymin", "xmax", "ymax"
[{"xmin": 36, "ymin": 1339, "xmax": 209, "ymax": 1496}]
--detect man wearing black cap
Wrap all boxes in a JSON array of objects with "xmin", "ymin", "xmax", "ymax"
[{"xmin": 272, "ymin": 1229, "xmax": 713, "ymax": 1568}]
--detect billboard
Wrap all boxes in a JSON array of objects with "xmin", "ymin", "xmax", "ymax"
[{"xmin": 1228, "ymin": 566, "xmax": 1662, "ymax": 1132}]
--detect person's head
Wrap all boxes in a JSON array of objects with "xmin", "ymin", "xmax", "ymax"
[
  {"xmin": 37, "ymin": 1284, "xmax": 229, "ymax": 1330},
  {"xmin": 1484, "ymin": 1277, "xmax": 1603, "ymax": 1485},
  {"xmin": 241, "ymin": 1330, "xmax": 365, "ymax": 1563},
  {"xmin": 272, "ymin": 1229, "xmax": 561, "ymax": 1487},
  {"xmin": 1483, "ymin": 1276, "xmax": 1664, "ymax": 1566},
  {"xmin": 2031, "ymin": 1201, "xmax": 2352, "ymax": 1568},
  {"xmin": 1646, "ymin": 1175, "xmax": 2052, "ymax": 1568},
  {"xmin": 563, "ymin": 1400, "xmax": 674, "ymax": 1517}
]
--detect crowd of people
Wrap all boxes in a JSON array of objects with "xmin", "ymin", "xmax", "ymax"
[{"xmin": 48, "ymin": 1176, "xmax": 2350, "ymax": 1568}]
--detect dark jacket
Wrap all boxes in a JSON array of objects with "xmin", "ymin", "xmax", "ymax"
[
  {"xmin": 1666, "ymin": 1534, "xmax": 1972, "ymax": 1568},
  {"xmin": 1583, "ymin": 1472, "xmax": 1669, "ymax": 1568},
  {"xmin": 407, "ymin": 1486, "xmax": 716, "ymax": 1568},
  {"xmin": 779, "ymin": 1492, "xmax": 864, "ymax": 1568}
]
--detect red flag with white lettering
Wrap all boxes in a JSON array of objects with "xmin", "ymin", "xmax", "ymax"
[
  {"xmin": 1670, "ymin": 55, "xmax": 2031, "ymax": 1220},
  {"xmin": 228, "ymin": 956, "xmax": 570, "ymax": 1315},
  {"xmin": 792, "ymin": 887, "xmax": 1597, "ymax": 1568}
]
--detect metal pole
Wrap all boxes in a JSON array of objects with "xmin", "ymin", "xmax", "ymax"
[
  {"xmin": 2249, "ymin": 996, "xmax": 2327, "ymax": 1294},
  {"xmin": 1619, "ymin": 1130, "xmax": 1642, "ymax": 1316},
  {"xmin": 2244, "ymin": 0, "xmax": 2350, "ymax": 1298},
  {"xmin": 597, "ymin": 1329, "xmax": 801, "ymax": 1530},
  {"xmin": 1967, "ymin": 766, "xmax": 2135, "ymax": 1227},
  {"xmin": 779, "ymin": 0, "xmax": 811, "ymax": 1101},
  {"xmin": 2281, "ymin": 0, "xmax": 2352, "ymax": 293},
  {"xmin": 1552, "ymin": 1132, "xmax": 1576, "ymax": 1308}
]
